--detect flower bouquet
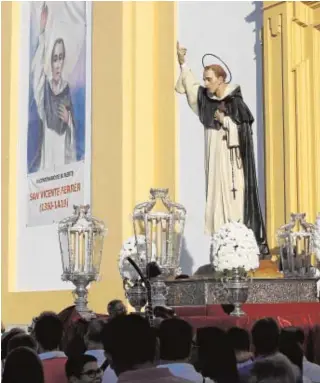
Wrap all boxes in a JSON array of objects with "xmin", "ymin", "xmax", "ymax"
[
  {"xmin": 118, "ymin": 235, "xmax": 156, "ymax": 284},
  {"xmin": 211, "ymin": 221, "xmax": 260, "ymax": 275},
  {"xmin": 118, "ymin": 235, "xmax": 157, "ymax": 312},
  {"xmin": 210, "ymin": 221, "xmax": 260, "ymax": 317}
]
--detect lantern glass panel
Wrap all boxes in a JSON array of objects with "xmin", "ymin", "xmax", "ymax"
[
  {"xmin": 59, "ymin": 230, "xmax": 70, "ymax": 274},
  {"xmin": 92, "ymin": 231, "xmax": 104, "ymax": 274}
]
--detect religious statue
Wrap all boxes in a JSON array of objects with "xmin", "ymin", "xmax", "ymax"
[{"xmin": 175, "ymin": 42, "xmax": 269, "ymax": 256}]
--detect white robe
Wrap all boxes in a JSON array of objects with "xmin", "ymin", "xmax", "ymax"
[
  {"xmin": 176, "ymin": 65, "xmax": 244, "ymax": 235},
  {"xmin": 32, "ymin": 32, "xmax": 76, "ymax": 172}
]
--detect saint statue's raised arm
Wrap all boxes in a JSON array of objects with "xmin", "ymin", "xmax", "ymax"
[{"xmin": 175, "ymin": 42, "xmax": 269, "ymax": 256}]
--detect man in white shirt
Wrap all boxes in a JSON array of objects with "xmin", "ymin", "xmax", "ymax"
[
  {"xmin": 157, "ymin": 318, "xmax": 203, "ymax": 382},
  {"xmin": 34, "ymin": 311, "xmax": 68, "ymax": 383},
  {"xmin": 294, "ymin": 327, "xmax": 320, "ymax": 383},
  {"xmin": 101, "ymin": 314, "xmax": 191, "ymax": 383},
  {"xmin": 227, "ymin": 327, "xmax": 253, "ymax": 369},
  {"xmin": 84, "ymin": 319, "xmax": 107, "ymax": 368}
]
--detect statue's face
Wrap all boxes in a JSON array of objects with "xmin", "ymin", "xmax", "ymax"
[
  {"xmin": 203, "ymin": 69, "xmax": 223, "ymax": 95},
  {"xmin": 51, "ymin": 42, "xmax": 65, "ymax": 83}
]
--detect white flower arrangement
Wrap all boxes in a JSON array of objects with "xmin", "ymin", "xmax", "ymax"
[
  {"xmin": 313, "ymin": 214, "xmax": 320, "ymax": 262},
  {"xmin": 210, "ymin": 221, "xmax": 260, "ymax": 272},
  {"xmin": 118, "ymin": 235, "xmax": 157, "ymax": 282}
]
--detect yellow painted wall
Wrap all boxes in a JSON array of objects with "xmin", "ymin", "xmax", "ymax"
[
  {"xmin": 263, "ymin": 1, "xmax": 320, "ymax": 250},
  {"xmin": 1, "ymin": 1, "xmax": 177, "ymax": 325}
]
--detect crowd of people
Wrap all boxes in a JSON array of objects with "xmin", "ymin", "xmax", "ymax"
[{"xmin": 1, "ymin": 300, "xmax": 320, "ymax": 383}]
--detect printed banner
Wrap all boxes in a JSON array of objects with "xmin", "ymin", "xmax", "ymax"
[
  {"xmin": 28, "ymin": 163, "xmax": 84, "ymax": 226},
  {"xmin": 27, "ymin": 2, "xmax": 89, "ymax": 226}
]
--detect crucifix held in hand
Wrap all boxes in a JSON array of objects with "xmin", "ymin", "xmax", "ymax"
[
  {"xmin": 231, "ymin": 187, "xmax": 237, "ymax": 200},
  {"xmin": 230, "ymin": 149, "xmax": 237, "ymax": 200}
]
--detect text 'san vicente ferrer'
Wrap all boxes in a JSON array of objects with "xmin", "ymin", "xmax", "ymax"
[{"xmin": 29, "ymin": 183, "xmax": 81, "ymax": 212}]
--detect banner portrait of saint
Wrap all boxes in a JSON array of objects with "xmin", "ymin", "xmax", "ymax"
[{"xmin": 28, "ymin": 1, "xmax": 87, "ymax": 173}]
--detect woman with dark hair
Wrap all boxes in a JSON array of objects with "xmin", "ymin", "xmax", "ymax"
[
  {"xmin": 2, "ymin": 346, "xmax": 44, "ymax": 383},
  {"xmin": 196, "ymin": 327, "xmax": 239, "ymax": 383},
  {"xmin": 279, "ymin": 330, "xmax": 311, "ymax": 383},
  {"xmin": 7, "ymin": 333, "xmax": 38, "ymax": 354},
  {"xmin": 1, "ymin": 328, "xmax": 25, "ymax": 365}
]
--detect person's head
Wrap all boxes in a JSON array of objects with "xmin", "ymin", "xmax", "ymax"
[
  {"xmin": 65, "ymin": 318, "xmax": 90, "ymax": 358},
  {"xmin": 34, "ymin": 311, "xmax": 63, "ymax": 352},
  {"xmin": 280, "ymin": 327, "xmax": 305, "ymax": 348},
  {"xmin": 279, "ymin": 329, "xmax": 304, "ymax": 373},
  {"xmin": 203, "ymin": 64, "xmax": 227, "ymax": 94},
  {"xmin": 295, "ymin": 328, "xmax": 305, "ymax": 346},
  {"xmin": 107, "ymin": 300, "xmax": 127, "ymax": 319},
  {"xmin": 101, "ymin": 314, "xmax": 156, "ymax": 376},
  {"xmin": 196, "ymin": 327, "xmax": 238, "ymax": 383},
  {"xmin": 66, "ymin": 355, "xmax": 102, "ymax": 383},
  {"xmin": 7, "ymin": 333, "xmax": 37, "ymax": 354},
  {"xmin": 1, "ymin": 327, "xmax": 25, "ymax": 361},
  {"xmin": 84, "ymin": 319, "xmax": 106, "ymax": 350},
  {"xmin": 248, "ymin": 355, "xmax": 296, "ymax": 383},
  {"xmin": 51, "ymin": 38, "xmax": 65, "ymax": 83},
  {"xmin": 196, "ymin": 327, "xmax": 226, "ymax": 359},
  {"xmin": 2, "ymin": 346, "xmax": 44, "ymax": 383},
  {"xmin": 158, "ymin": 318, "xmax": 193, "ymax": 361},
  {"xmin": 279, "ymin": 341, "xmax": 303, "ymax": 373},
  {"xmin": 227, "ymin": 327, "xmax": 251, "ymax": 352},
  {"xmin": 251, "ymin": 318, "xmax": 280, "ymax": 357}
]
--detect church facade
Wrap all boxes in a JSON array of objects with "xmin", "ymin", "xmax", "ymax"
[{"xmin": 2, "ymin": 1, "xmax": 320, "ymax": 326}]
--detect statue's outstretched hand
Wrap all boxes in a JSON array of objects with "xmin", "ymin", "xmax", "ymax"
[
  {"xmin": 40, "ymin": 2, "xmax": 48, "ymax": 33},
  {"xmin": 177, "ymin": 41, "xmax": 187, "ymax": 66}
]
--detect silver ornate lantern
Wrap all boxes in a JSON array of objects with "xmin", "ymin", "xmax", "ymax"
[
  {"xmin": 276, "ymin": 213, "xmax": 314, "ymax": 277},
  {"xmin": 58, "ymin": 205, "xmax": 107, "ymax": 317},
  {"xmin": 132, "ymin": 188, "xmax": 187, "ymax": 306},
  {"xmin": 313, "ymin": 213, "xmax": 320, "ymax": 266}
]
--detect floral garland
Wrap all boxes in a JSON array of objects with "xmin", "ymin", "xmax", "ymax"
[
  {"xmin": 211, "ymin": 221, "xmax": 260, "ymax": 272},
  {"xmin": 118, "ymin": 235, "xmax": 156, "ymax": 283}
]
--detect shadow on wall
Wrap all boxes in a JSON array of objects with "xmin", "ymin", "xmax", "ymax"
[
  {"xmin": 180, "ymin": 236, "xmax": 194, "ymax": 276},
  {"xmin": 245, "ymin": 1, "xmax": 266, "ymax": 219}
]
